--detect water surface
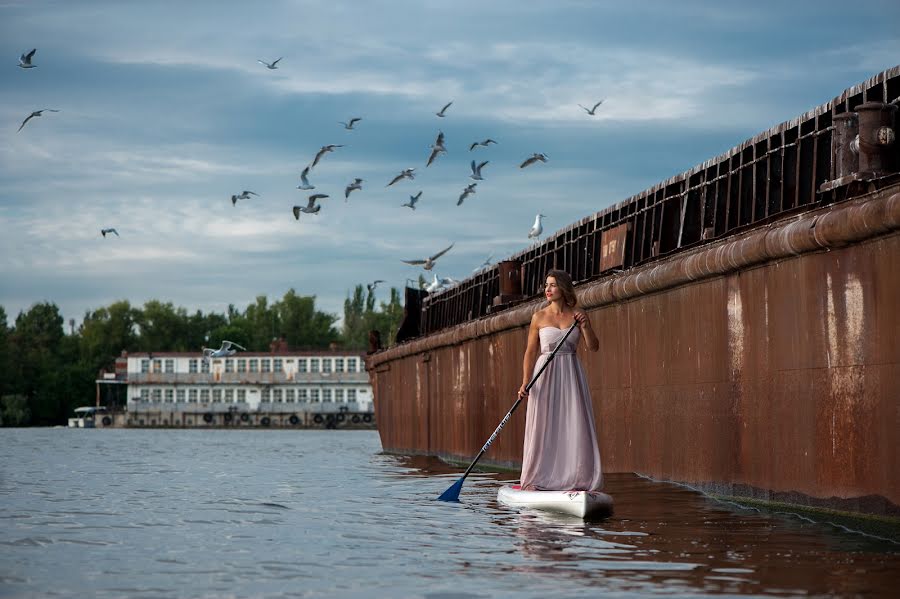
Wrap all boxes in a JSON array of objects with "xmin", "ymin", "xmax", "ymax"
[{"xmin": 1, "ymin": 429, "xmax": 897, "ymax": 598}]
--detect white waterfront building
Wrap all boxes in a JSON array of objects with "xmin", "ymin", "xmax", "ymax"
[{"xmin": 120, "ymin": 349, "xmax": 373, "ymax": 427}]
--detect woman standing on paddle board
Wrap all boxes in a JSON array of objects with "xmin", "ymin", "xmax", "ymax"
[{"xmin": 517, "ymin": 269, "xmax": 603, "ymax": 491}]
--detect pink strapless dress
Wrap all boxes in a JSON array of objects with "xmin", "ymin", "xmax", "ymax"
[{"xmin": 519, "ymin": 326, "xmax": 603, "ymax": 491}]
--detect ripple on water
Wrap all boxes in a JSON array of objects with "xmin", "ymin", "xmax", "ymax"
[{"xmin": 1, "ymin": 429, "xmax": 898, "ymax": 599}]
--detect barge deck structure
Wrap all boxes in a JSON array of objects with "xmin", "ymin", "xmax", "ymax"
[{"xmin": 367, "ymin": 66, "xmax": 900, "ymax": 519}]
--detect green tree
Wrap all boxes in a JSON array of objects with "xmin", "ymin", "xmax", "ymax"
[
  {"xmin": 136, "ymin": 300, "xmax": 190, "ymax": 351},
  {"xmin": 79, "ymin": 300, "xmax": 139, "ymax": 371},
  {"xmin": 341, "ymin": 285, "xmax": 404, "ymax": 349},
  {"xmin": 0, "ymin": 306, "xmax": 10, "ymax": 399},
  {"xmin": 10, "ymin": 302, "xmax": 65, "ymax": 424},
  {"xmin": 274, "ymin": 289, "xmax": 339, "ymax": 348},
  {"xmin": 0, "ymin": 394, "xmax": 30, "ymax": 426}
]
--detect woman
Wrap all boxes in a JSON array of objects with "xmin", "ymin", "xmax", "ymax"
[{"xmin": 517, "ymin": 269, "xmax": 603, "ymax": 491}]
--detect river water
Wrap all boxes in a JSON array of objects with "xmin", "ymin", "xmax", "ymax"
[{"xmin": 1, "ymin": 429, "xmax": 897, "ymax": 598}]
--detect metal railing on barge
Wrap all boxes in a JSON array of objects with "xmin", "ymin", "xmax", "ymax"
[{"xmin": 418, "ymin": 66, "xmax": 899, "ymax": 337}]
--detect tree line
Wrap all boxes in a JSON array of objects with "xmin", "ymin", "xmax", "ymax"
[{"xmin": 0, "ymin": 285, "xmax": 404, "ymax": 426}]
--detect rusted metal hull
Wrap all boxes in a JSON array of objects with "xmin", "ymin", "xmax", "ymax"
[{"xmin": 368, "ymin": 188, "xmax": 900, "ymax": 516}]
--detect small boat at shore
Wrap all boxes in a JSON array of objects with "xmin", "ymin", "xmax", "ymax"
[
  {"xmin": 497, "ymin": 484, "xmax": 613, "ymax": 519},
  {"xmin": 67, "ymin": 406, "xmax": 109, "ymax": 428}
]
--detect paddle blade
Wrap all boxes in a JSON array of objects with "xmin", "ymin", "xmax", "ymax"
[{"xmin": 437, "ymin": 477, "xmax": 465, "ymax": 502}]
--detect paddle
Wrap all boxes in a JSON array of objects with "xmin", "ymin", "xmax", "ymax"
[{"xmin": 437, "ymin": 320, "xmax": 579, "ymax": 502}]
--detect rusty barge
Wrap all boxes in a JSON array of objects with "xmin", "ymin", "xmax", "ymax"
[{"xmin": 367, "ymin": 66, "xmax": 900, "ymax": 519}]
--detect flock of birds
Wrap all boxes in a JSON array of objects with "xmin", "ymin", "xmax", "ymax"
[{"xmin": 15, "ymin": 48, "xmax": 606, "ymax": 297}]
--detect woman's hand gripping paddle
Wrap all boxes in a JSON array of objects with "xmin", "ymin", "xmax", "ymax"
[{"xmin": 437, "ymin": 321, "xmax": 579, "ymax": 502}]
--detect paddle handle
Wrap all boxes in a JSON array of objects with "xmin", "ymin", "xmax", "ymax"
[{"xmin": 459, "ymin": 321, "xmax": 579, "ymax": 480}]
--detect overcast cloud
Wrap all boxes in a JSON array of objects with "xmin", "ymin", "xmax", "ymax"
[{"xmin": 1, "ymin": 0, "xmax": 898, "ymax": 327}]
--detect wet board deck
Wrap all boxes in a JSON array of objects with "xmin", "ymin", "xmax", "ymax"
[{"xmin": 497, "ymin": 484, "xmax": 614, "ymax": 518}]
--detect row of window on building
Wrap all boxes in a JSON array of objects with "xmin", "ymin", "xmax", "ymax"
[
  {"xmin": 140, "ymin": 356, "xmax": 362, "ymax": 374},
  {"xmin": 135, "ymin": 387, "xmax": 366, "ymax": 404}
]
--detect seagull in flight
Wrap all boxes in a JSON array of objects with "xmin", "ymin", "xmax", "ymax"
[
  {"xmin": 293, "ymin": 194, "xmax": 328, "ymax": 218},
  {"xmin": 387, "ymin": 168, "xmax": 415, "ymax": 187},
  {"xmin": 231, "ymin": 190, "xmax": 258, "ymax": 205},
  {"xmin": 340, "ymin": 117, "xmax": 362, "ymax": 130},
  {"xmin": 436, "ymin": 101, "xmax": 453, "ymax": 117},
  {"xmin": 258, "ymin": 57, "xmax": 282, "ymax": 69},
  {"xmin": 469, "ymin": 138, "xmax": 497, "ymax": 151},
  {"xmin": 297, "ymin": 165, "xmax": 315, "ymax": 190},
  {"xmin": 578, "ymin": 99, "xmax": 605, "ymax": 115},
  {"xmin": 472, "ymin": 252, "xmax": 495, "ymax": 272},
  {"xmin": 426, "ymin": 131, "xmax": 446, "ymax": 167},
  {"xmin": 457, "ymin": 183, "xmax": 477, "ymax": 206},
  {"xmin": 18, "ymin": 49, "xmax": 37, "ymax": 68},
  {"xmin": 470, "ymin": 160, "xmax": 488, "ymax": 180},
  {"xmin": 528, "ymin": 214, "xmax": 546, "ymax": 239},
  {"xmin": 402, "ymin": 191, "xmax": 422, "ymax": 210},
  {"xmin": 100, "ymin": 228, "xmax": 119, "ymax": 238},
  {"xmin": 401, "ymin": 243, "xmax": 454, "ymax": 271},
  {"xmin": 367, "ymin": 280, "xmax": 385, "ymax": 294},
  {"xmin": 345, "ymin": 178, "xmax": 363, "ymax": 201},
  {"xmin": 202, "ymin": 340, "xmax": 247, "ymax": 362},
  {"xmin": 519, "ymin": 152, "xmax": 548, "ymax": 169},
  {"xmin": 18, "ymin": 109, "xmax": 59, "ymax": 132},
  {"xmin": 311, "ymin": 144, "xmax": 343, "ymax": 169}
]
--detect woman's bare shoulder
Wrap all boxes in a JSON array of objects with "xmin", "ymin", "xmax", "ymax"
[{"xmin": 530, "ymin": 307, "xmax": 550, "ymax": 326}]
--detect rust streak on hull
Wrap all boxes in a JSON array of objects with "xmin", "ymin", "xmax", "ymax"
[{"xmin": 368, "ymin": 188, "xmax": 900, "ymax": 516}]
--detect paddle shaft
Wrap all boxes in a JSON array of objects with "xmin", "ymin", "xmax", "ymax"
[{"xmin": 457, "ymin": 321, "xmax": 579, "ymax": 481}]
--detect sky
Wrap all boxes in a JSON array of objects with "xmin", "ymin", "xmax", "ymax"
[{"xmin": 1, "ymin": 0, "xmax": 898, "ymax": 330}]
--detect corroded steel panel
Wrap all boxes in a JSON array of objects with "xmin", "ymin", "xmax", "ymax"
[
  {"xmin": 600, "ymin": 223, "xmax": 629, "ymax": 271},
  {"xmin": 371, "ymin": 226, "xmax": 900, "ymax": 516}
]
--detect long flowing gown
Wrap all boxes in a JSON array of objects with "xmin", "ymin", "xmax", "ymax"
[{"xmin": 519, "ymin": 326, "xmax": 603, "ymax": 491}]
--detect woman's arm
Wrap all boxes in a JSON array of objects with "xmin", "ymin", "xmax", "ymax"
[
  {"xmin": 518, "ymin": 314, "xmax": 542, "ymax": 399},
  {"xmin": 574, "ymin": 310, "xmax": 599, "ymax": 352}
]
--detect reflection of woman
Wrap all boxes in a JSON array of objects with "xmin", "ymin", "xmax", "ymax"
[{"xmin": 517, "ymin": 270, "xmax": 602, "ymax": 491}]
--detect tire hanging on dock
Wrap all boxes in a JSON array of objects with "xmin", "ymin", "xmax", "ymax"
[
  {"xmin": 363, "ymin": 414, "xmax": 372, "ymax": 423},
  {"xmin": 313, "ymin": 414, "xmax": 324, "ymax": 424},
  {"xmin": 351, "ymin": 414, "xmax": 361, "ymax": 424},
  {"xmin": 203, "ymin": 413, "xmax": 214, "ymax": 424},
  {"xmin": 289, "ymin": 414, "xmax": 300, "ymax": 426},
  {"xmin": 260, "ymin": 416, "xmax": 271, "ymax": 427}
]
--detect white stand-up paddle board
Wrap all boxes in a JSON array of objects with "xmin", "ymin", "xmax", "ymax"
[{"xmin": 497, "ymin": 484, "xmax": 614, "ymax": 518}]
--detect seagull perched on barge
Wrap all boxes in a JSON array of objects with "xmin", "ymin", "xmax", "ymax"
[
  {"xmin": 401, "ymin": 243, "xmax": 454, "ymax": 270},
  {"xmin": 528, "ymin": 214, "xmax": 546, "ymax": 239},
  {"xmin": 202, "ymin": 340, "xmax": 247, "ymax": 362}
]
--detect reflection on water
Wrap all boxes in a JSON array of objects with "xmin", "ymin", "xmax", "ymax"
[
  {"xmin": 389, "ymin": 453, "xmax": 900, "ymax": 597},
  {"xmin": 0, "ymin": 430, "xmax": 897, "ymax": 598}
]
